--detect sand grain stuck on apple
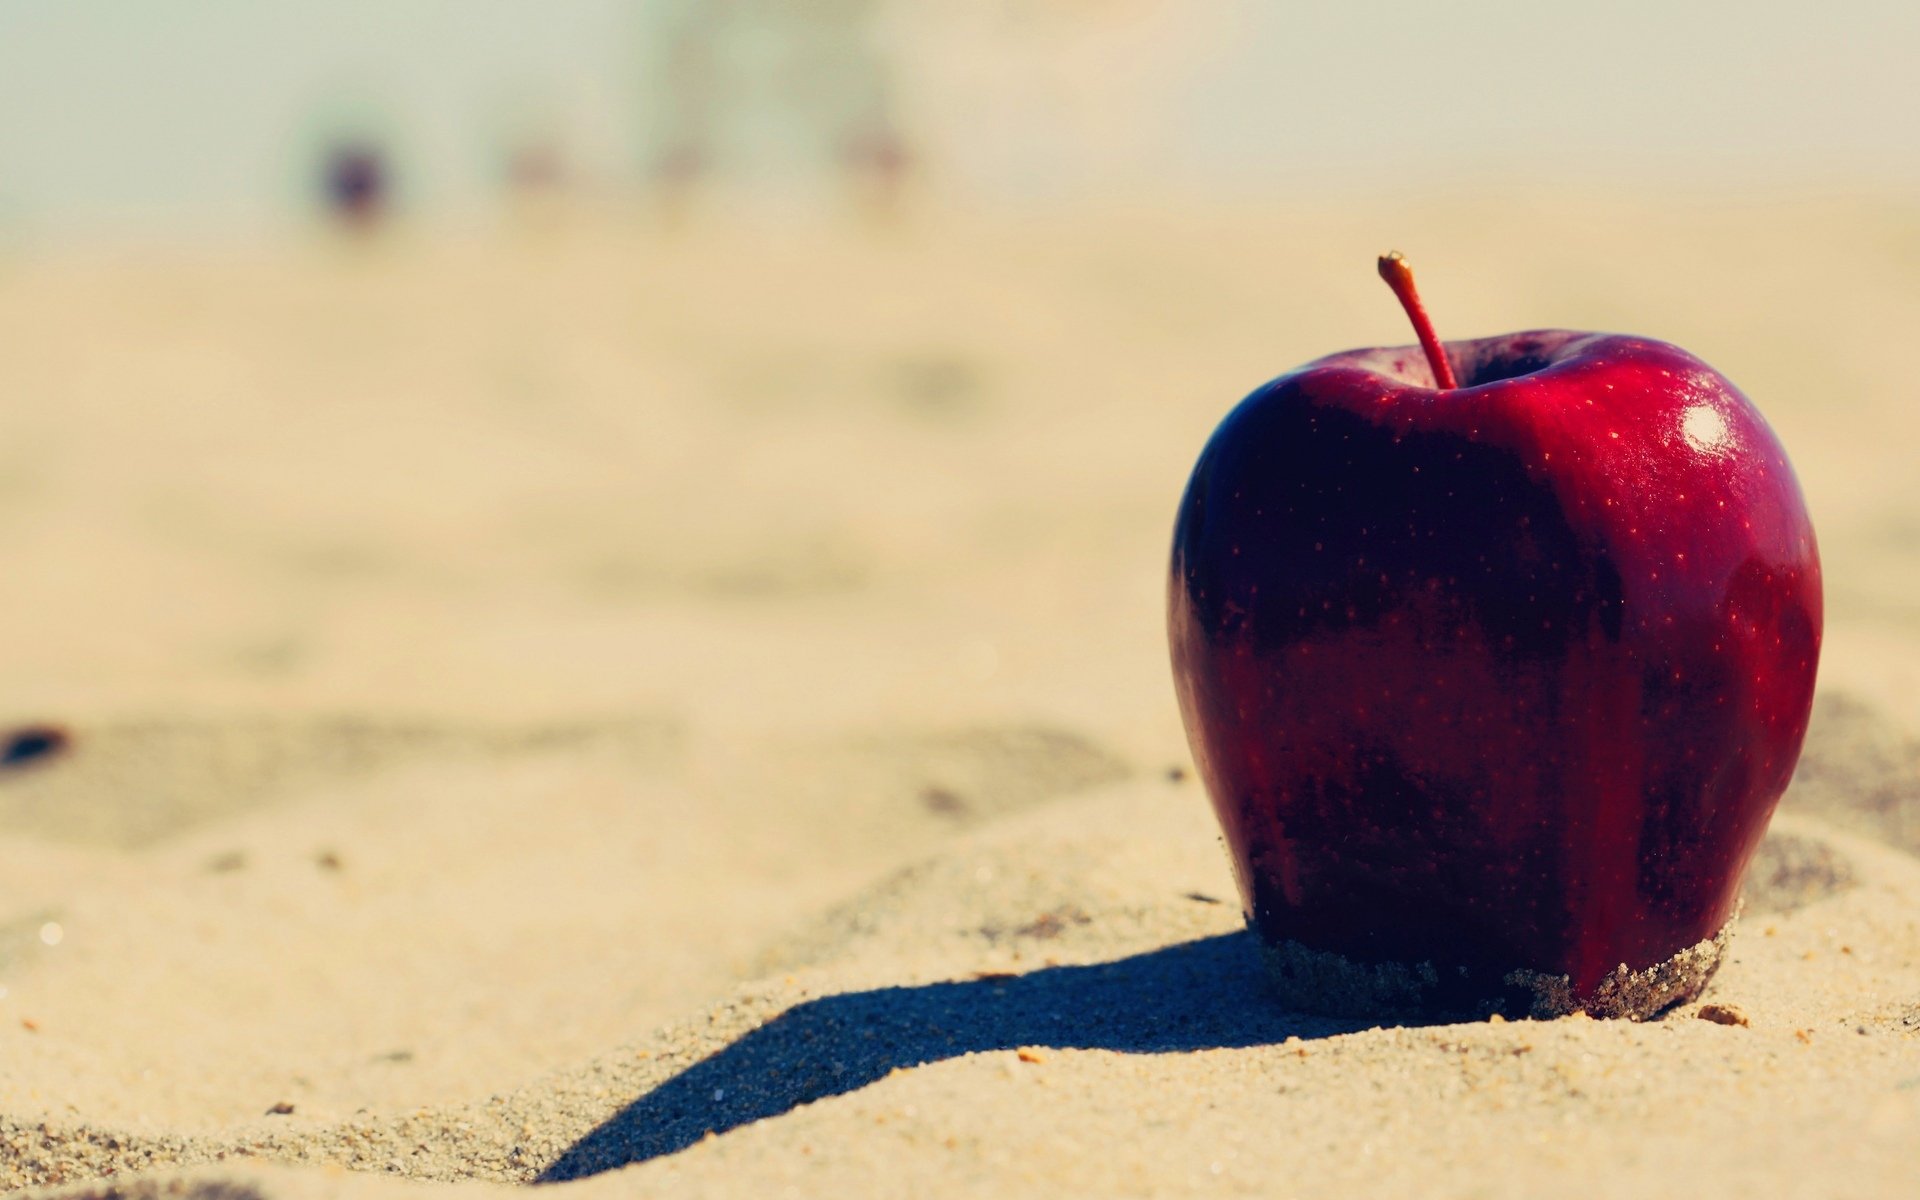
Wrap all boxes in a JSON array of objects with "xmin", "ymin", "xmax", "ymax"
[{"xmin": 3, "ymin": 196, "xmax": 1920, "ymax": 1198}]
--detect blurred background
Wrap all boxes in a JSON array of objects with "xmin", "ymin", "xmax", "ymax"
[
  {"xmin": 5, "ymin": 1, "xmax": 1920, "ymax": 240},
  {"xmin": 0, "ymin": 0, "xmax": 1915, "ymax": 756}
]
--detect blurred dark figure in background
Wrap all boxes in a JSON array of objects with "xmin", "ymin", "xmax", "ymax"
[
  {"xmin": 641, "ymin": 0, "xmax": 914, "ymax": 223},
  {"xmin": 321, "ymin": 141, "xmax": 389, "ymax": 229}
]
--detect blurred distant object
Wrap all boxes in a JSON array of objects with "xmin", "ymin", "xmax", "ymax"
[
  {"xmin": 319, "ymin": 140, "xmax": 391, "ymax": 230},
  {"xmin": 505, "ymin": 138, "xmax": 567, "ymax": 194},
  {"xmin": 841, "ymin": 120, "xmax": 914, "ymax": 221},
  {"xmin": 638, "ymin": 0, "xmax": 914, "ymax": 222},
  {"xmin": 641, "ymin": 0, "xmax": 719, "ymax": 221},
  {"xmin": 647, "ymin": 141, "xmax": 709, "ymax": 225},
  {"xmin": 484, "ymin": 88, "xmax": 580, "ymax": 208},
  {"xmin": 500, "ymin": 130, "xmax": 574, "ymax": 228}
]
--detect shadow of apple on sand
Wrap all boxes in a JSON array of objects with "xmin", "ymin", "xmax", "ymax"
[
  {"xmin": 543, "ymin": 787, "xmax": 1865, "ymax": 1184},
  {"xmin": 540, "ymin": 931, "xmax": 1360, "ymax": 1181}
]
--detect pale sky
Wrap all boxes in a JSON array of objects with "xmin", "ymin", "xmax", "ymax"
[{"xmin": 0, "ymin": 0, "xmax": 1914, "ymax": 240}]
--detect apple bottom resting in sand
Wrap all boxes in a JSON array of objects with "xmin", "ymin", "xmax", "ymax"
[{"xmin": 1167, "ymin": 256, "xmax": 1821, "ymax": 1019}]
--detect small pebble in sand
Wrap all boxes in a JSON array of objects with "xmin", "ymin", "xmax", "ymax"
[
  {"xmin": 1697, "ymin": 1004, "xmax": 1750, "ymax": 1027},
  {"xmin": 1017, "ymin": 1049, "xmax": 1045, "ymax": 1064},
  {"xmin": 0, "ymin": 724, "xmax": 70, "ymax": 767},
  {"xmin": 920, "ymin": 787, "xmax": 967, "ymax": 816},
  {"xmin": 266, "ymin": 1102, "xmax": 295, "ymax": 1116}
]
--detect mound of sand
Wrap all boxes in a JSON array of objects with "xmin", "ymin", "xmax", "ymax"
[
  {"xmin": 9, "ymin": 776, "xmax": 1920, "ymax": 1199},
  {"xmin": 4, "ymin": 196, "xmax": 1920, "ymax": 1197}
]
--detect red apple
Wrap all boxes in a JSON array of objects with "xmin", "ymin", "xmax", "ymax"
[{"xmin": 1168, "ymin": 255, "xmax": 1821, "ymax": 1018}]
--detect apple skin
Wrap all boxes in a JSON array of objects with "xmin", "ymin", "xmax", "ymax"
[{"xmin": 1168, "ymin": 330, "xmax": 1821, "ymax": 1015}]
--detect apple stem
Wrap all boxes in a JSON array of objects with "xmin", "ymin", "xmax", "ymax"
[{"xmin": 1377, "ymin": 252, "xmax": 1459, "ymax": 390}]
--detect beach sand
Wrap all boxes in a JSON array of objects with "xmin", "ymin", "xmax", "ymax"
[{"xmin": 1, "ymin": 192, "xmax": 1917, "ymax": 1196}]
